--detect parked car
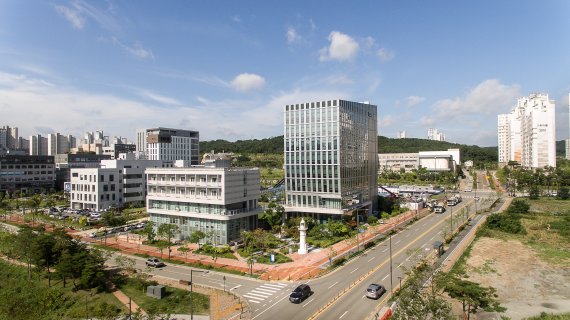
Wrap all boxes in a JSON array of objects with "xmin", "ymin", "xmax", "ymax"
[
  {"xmin": 366, "ymin": 283, "xmax": 386, "ymax": 300},
  {"xmin": 289, "ymin": 284, "xmax": 311, "ymax": 303},
  {"xmin": 145, "ymin": 258, "xmax": 165, "ymax": 268}
]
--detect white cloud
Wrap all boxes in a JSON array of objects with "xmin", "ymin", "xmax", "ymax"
[
  {"xmin": 377, "ymin": 48, "xmax": 395, "ymax": 62},
  {"xmin": 319, "ymin": 31, "xmax": 359, "ymax": 62},
  {"xmin": 286, "ymin": 27, "xmax": 302, "ymax": 44},
  {"xmin": 112, "ymin": 37, "xmax": 154, "ymax": 60},
  {"xmin": 55, "ymin": 4, "xmax": 86, "ymax": 29},
  {"xmin": 232, "ymin": 15, "xmax": 242, "ymax": 23},
  {"xmin": 230, "ymin": 73, "xmax": 266, "ymax": 92},
  {"xmin": 363, "ymin": 36, "xmax": 375, "ymax": 49},
  {"xmin": 406, "ymin": 95, "xmax": 425, "ymax": 107},
  {"xmin": 138, "ymin": 89, "xmax": 182, "ymax": 106}
]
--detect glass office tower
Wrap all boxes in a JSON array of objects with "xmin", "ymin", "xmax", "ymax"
[{"xmin": 284, "ymin": 99, "xmax": 378, "ymax": 221}]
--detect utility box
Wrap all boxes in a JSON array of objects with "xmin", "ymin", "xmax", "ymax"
[
  {"xmin": 433, "ymin": 241, "xmax": 444, "ymax": 257},
  {"xmin": 146, "ymin": 285, "xmax": 166, "ymax": 299}
]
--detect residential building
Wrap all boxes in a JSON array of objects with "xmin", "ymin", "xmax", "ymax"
[
  {"xmin": 283, "ymin": 99, "xmax": 378, "ymax": 220},
  {"xmin": 47, "ymin": 133, "xmax": 75, "ymax": 155},
  {"xmin": 0, "ymin": 155, "xmax": 55, "ymax": 195},
  {"xmin": 397, "ymin": 130, "xmax": 406, "ymax": 139},
  {"xmin": 498, "ymin": 93, "xmax": 556, "ymax": 168},
  {"xmin": 29, "ymin": 134, "xmax": 49, "ymax": 156},
  {"xmin": 69, "ymin": 155, "xmax": 164, "ymax": 210},
  {"xmin": 54, "ymin": 153, "xmax": 111, "ymax": 191},
  {"xmin": 146, "ymin": 163, "xmax": 261, "ymax": 245},
  {"xmin": 144, "ymin": 127, "xmax": 200, "ymax": 165},
  {"xmin": 136, "ymin": 128, "xmax": 148, "ymax": 157},
  {"xmin": 427, "ymin": 128, "xmax": 446, "ymax": 141},
  {"xmin": 0, "ymin": 126, "xmax": 18, "ymax": 150}
]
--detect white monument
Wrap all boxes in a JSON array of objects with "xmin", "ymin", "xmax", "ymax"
[{"xmin": 298, "ymin": 218, "xmax": 308, "ymax": 254}]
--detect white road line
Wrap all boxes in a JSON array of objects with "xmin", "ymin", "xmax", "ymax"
[
  {"xmin": 263, "ymin": 283, "xmax": 287, "ymax": 289},
  {"xmin": 405, "ymin": 234, "xmax": 410, "ymax": 237},
  {"xmin": 245, "ymin": 292, "xmax": 268, "ymax": 299},
  {"xmin": 382, "ymin": 248, "xmax": 388, "ymax": 253},
  {"xmin": 248, "ymin": 300, "xmax": 261, "ymax": 304},
  {"xmin": 259, "ymin": 285, "xmax": 282, "ymax": 291},
  {"xmin": 256, "ymin": 287, "xmax": 279, "ymax": 292},
  {"xmin": 230, "ymin": 285, "xmax": 242, "ymax": 291},
  {"xmin": 244, "ymin": 295, "xmax": 265, "ymax": 300},
  {"xmin": 251, "ymin": 288, "xmax": 275, "ymax": 295},
  {"xmin": 251, "ymin": 289, "xmax": 274, "ymax": 295},
  {"xmin": 429, "ymin": 235, "xmax": 435, "ymax": 241},
  {"xmin": 395, "ymin": 240, "xmax": 401, "ymax": 245},
  {"xmin": 367, "ymin": 256, "xmax": 376, "ymax": 262},
  {"xmin": 339, "ymin": 310, "xmax": 349, "ymax": 319},
  {"xmin": 302, "ymin": 298, "xmax": 315, "ymax": 308},
  {"xmin": 328, "ymin": 281, "xmax": 339, "ymax": 289},
  {"xmin": 350, "ymin": 268, "xmax": 359, "ymax": 274},
  {"xmin": 382, "ymin": 274, "xmax": 389, "ymax": 281}
]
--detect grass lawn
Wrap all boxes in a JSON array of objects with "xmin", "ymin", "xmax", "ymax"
[
  {"xmin": 118, "ymin": 277, "xmax": 209, "ymax": 316},
  {"xmin": 254, "ymin": 251, "xmax": 292, "ymax": 264},
  {"xmin": 194, "ymin": 248, "xmax": 238, "ymax": 260},
  {"xmin": 524, "ymin": 312, "xmax": 570, "ymax": 320}
]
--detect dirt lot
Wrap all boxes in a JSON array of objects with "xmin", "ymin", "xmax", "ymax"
[{"xmin": 463, "ymin": 237, "xmax": 570, "ymax": 320}]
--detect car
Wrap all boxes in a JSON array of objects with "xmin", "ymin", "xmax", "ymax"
[
  {"xmin": 366, "ymin": 283, "xmax": 386, "ymax": 299},
  {"xmin": 289, "ymin": 284, "xmax": 311, "ymax": 303},
  {"xmin": 145, "ymin": 258, "xmax": 165, "ymax": 268}
]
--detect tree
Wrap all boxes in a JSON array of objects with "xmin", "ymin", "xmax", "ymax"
[
  {"xmin": 157, "ymin": 223, "xmax": 179, "ymax": 260},
  {"xmin": 178, "ymin": 246, "xmax": 190, "ymax": 261},
  {"xmin": 141, "ymin": 221, "xmax": 156, "ymax": 243},
  {"xmin": 28, "ymin": 195, "xmax": 43, "ymax": 227},
  {"xmin": 189, "ymin": 230, "xmax": 206, "ymax": 250},
  {"xmin": 558, "ymin": 186, "xmax": 569, "ymax": 200},
  {"xmin": 260, "ymin": 201, "xmax": 284, "ymax": 231},
  {"xmin": 529, "ymin": 185, "xmax": 540, "ymax": 200},
  {"xmin": 441, "ymin": 272, "xmax": 505, "ymax": 319}
]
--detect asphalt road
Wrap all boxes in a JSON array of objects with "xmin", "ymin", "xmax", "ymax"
[{"xmin": 112, "ymin": 198, "xmax": 480, "ymax": 320}]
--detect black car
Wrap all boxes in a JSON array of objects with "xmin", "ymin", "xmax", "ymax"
[{"xmin": 289, "ymin": 284, "xmax": 311, "ymax": 303}]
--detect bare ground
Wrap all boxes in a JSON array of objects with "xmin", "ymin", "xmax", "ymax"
[{"xmin": 462, "ymin": 237, "xmax": 570, "ymax": 320}]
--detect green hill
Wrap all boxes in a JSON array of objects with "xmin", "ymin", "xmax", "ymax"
[{"xmin": 200, "ymin": 135, "xmax": 500, "ymax": 163}]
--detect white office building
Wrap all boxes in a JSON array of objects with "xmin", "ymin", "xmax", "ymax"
[
  {"xmin": 498, "ymin": 93, "xmax": 556, "ymax": 168},
  {"xmin": 283, "ymin": 99, "xmax": 378, "ymax": 220},
  {"xmin": 378, "ymin": 148, "xmax": 460, "ymax": 173},
  {"xmin": 427, "ymin": 128, "xmax": 446, "ymax": 141},
  {"xmin": 70, "ymin": 155, "xmax": 165, "ymax": 210},
  {"xmin": 146, "ymin": 164, "xmax": 261, "ymax": 245},
  {"xmin": 141, "ymin": 127, "xmax": 200, "ymax": 165}
]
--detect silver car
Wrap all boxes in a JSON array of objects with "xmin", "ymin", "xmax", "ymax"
[{"xmin": 366, "ymin": 283, "xmax": 386, "ymax": 299}]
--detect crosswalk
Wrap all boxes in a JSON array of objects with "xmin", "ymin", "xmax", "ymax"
[{"xmin": 242, "ymin": 283, "xmax": 289, "ymax": 304}]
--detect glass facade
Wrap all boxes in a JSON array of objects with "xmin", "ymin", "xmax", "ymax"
[{"xmin": 284, "ymin": 99, "xmax": 378, "ymax": 216}]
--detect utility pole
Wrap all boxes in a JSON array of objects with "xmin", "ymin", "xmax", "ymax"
[{"xmin": 389, "ymin": 233, "xmax": 393, "ymax": 294}]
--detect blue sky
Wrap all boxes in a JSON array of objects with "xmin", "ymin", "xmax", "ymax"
[{"xmin": 1, "ymin": 0, "xmax": 569, "ymax": 146}]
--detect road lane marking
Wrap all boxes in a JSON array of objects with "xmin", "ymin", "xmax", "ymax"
[
  {"xmin": 302, "ymin": 298, "xmax": 315, "ymax": 308},
  {"xmin": 350, "ymin": 268, "xmax": 359, "ymax": 274},
  {"xmin": 367, "ymin": 256, "xmax": 376, "ymax": 262},
  {"xmin": 381, "ymin": 248, "xmax": 388, "ymax": 253},
  {"xmin": 381, "ymin": 274, "xmax": 388, "ymax": 281},
  {"xmin": 308, "ymin": 211, "xmax": 455, "ymax": 320},
  {"xmin": 230, "ymin": 285, "xmax": 242, "ymax": 291},
  {"xmin": 395, "ymin": 240, "xmax": 401, "ymax": 245},
  {"xmin": 245, "ymin": 292, "xmax": 267, "ymax": 299},
  {"xmin": 339, "ymin": 311, "xmax": 348, "ymax": 319},
  {"xmin": 328, "ymin": 281, "xmax": 339, "ymax": 289}
]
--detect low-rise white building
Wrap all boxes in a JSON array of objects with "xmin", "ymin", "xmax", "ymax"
[
  {"xmin": 378, "ymin": 149, "xmax": 460, "ymax": 173},
  {"xmin": 146, "ymin": 164, "xmax": 261, "ymax": 245},
  {"xmin": 70, "ymin": 155, "xmax": 164, "ymax": 210}
]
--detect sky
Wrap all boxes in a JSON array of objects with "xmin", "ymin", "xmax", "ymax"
[{"xmin": 1, "ymin": 1, "xmax": 569, "ymax": 147}]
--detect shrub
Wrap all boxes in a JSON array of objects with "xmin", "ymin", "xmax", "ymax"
[
  {"xmin": 330, "ymin": 257, "xmax": 346, "ymax": 268},
  {"xmin": 367, "ymin": 215, "xmax": 378, "ymax": 225},
  {"xmin": 507, "ymin": 199, "xmax": 530, "ymax": 214},
  {"xmin": 485, "ymin": 213, "xmax": 526, "ymax": 234},
  {"xmin": 364, "ymin": 241, "xmax": 376, "ymax": 249}
]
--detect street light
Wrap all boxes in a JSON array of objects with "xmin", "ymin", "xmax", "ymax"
[
  {"xmin": 223, "ymin": 275, "xmax": 226, "ymax": 292},
  {"xmin": 190, "ymin": 269, "xmax": 209, "ymax": 320},
  {"xmin": 397, "ymin": 276, "xmax": 403, "ymax": 291}
]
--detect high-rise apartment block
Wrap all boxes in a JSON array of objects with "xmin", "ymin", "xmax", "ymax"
[
  {"xmin": 283, "ymin": 99, "xmax": 378, "ymax": 220},
  {"xmin": 427, "ymin": 128, "xmax": 446, "ymax": 141},
  {"xmin": 498, "ymin": 93, "xmax": 556, "ymax": 168},
  {"xmin": 0, "ymin": 126, "xmax": 19, "ymax": 150},
  {"xmin": 566, "ymin": 93, "xmax": 570, "ymax": 160}
]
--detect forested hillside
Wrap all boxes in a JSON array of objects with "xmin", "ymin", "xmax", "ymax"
[{"xmin": 200, "ymin": 135, "xmax": 499, "ymax": 164}]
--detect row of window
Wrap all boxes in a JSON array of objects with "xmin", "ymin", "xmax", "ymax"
[{"xmin": 1, "ymin": 164, "xmax": 52, "ymax": 169}]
